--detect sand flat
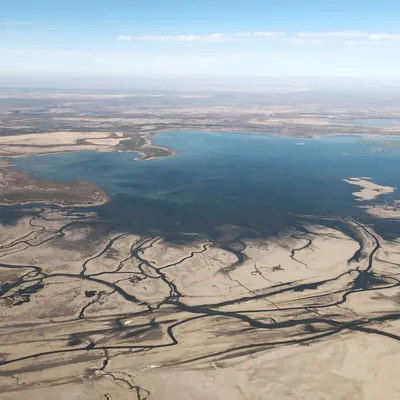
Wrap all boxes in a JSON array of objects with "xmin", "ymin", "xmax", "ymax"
[
  {"xmin": 361, "ymin": 202, "xmax": 400, "ymax": 218},
  {"xmin": 343, "ymin": 177, "xmax": 396, "ymax": 201},
  {"xmin": 1, "ymin": 209, "xmax": 399, "ymax": 399}
]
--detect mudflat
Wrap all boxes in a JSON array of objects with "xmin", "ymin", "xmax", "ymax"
[{"xmin": 0, "ymin": 209, "xmax": 399, "ymax": 399}]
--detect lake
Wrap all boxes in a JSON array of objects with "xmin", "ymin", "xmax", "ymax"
[{"xmin": 9, "ymin": 131, "xmax": 400, "ymax": 239}]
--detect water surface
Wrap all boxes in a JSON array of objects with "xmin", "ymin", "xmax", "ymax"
[{"xmin": 10, "ymin": 132, "xmax": 400, "ymax": 238}]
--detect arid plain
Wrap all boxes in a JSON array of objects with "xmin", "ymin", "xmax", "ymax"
[{"xmin": 0, "ymin": 87, "xmax": 399, "ymax": 399}]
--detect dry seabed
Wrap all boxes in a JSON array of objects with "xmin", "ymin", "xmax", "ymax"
[{"xmin": 0, "ymin": 208, "xmax": 399, "ymax": 399}]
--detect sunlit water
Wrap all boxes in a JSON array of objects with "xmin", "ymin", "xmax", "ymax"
[{"xmin": 10, "ymin": 132, "xmax": 400, "ymax": 238}]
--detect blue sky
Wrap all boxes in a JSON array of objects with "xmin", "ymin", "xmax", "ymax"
[{"xmin": 1, "ymin": 0, "xmax": 400, "ymax": 78}]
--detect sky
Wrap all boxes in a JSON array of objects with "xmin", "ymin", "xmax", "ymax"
[{"xmin": 1, "ymin": 0, "xmax": 400, "ymax": 80}]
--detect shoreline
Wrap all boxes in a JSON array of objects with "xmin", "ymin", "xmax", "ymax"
[
  {"xmin": 0, "ymin": 161, "xmax": 110, "ymax": 207},
  {"xmin": 1, "ymin": 129, "xmax": 400, "ymax": 163},
  {"xmin": 147, "ymin": 128, "xmax": 400, "ymax": 139},
  {"xmin": 145, "ymin": 129, "xmax": 400, "ymax": 161},
  {"xmin": 1, "ymin": 129, "xmax": 399, "ymax": 218}
]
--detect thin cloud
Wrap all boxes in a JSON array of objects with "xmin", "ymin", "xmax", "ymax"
[
  {"xmin": 297, "ymin": 31, "xmax": 366, "ymax": 38},
  {"xmin": 368, "ymin": 33, "xmax": 400, "ymax": 41},
  {"xmin": 253, "ymin": 31, "xmax": 284, "ymax": 37},
  {"xmin": 288, "ymin": 38, "xmax": 326, "ymax": 44},
  {"xmin": 117, "ymin": 35, "xmax": 132, "ymax": 41},
  {"xmin": 297, "ymin": 31, "xmax": 400, "ymax": 43},
  {"xmin": 117, "ymin": 31, "xmax": 400, "ymax": 44},
  {"xmin": 345, "ymin": 40, "xmax": 382, "ymax": 45},
  {"xmin": 121, "ymin": 32, "xmax": 284, "ymax": 42},
  {"xmin": 138, "ymin": 35, "xmax": 199, "ymax": 41}
]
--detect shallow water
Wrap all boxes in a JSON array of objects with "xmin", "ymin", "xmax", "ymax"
[{"xmin": 10, "ymin": 132, "xmax": 400, "ymax": 238}]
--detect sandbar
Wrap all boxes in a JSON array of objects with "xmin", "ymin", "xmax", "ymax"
[{"xmin": 343, "ymin": 177, "xmax": 396, "ymax": 201}]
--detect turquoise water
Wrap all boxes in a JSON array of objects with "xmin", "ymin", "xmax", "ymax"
[{"xmin": 9, "ymin": 132, "xmax": 400, "ymax": 238}]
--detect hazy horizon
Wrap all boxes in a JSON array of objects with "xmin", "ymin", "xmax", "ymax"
[{"xmin": 2, "ymin": 74, "xmax": 400, "ymax": 92}]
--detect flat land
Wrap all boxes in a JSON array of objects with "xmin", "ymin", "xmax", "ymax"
[
  {"xmin": 1, "ymin": 86, "xmax": 400, "ymax": 141},
  {"xmin": 0, "ymin": 210, "xmax": 399, "ymax": 399},
  {"xmin": 0, "ymin": 86, "xmax": 399, "ymax": 399}
]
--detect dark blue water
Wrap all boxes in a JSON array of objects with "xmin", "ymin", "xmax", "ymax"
[{"xmin": 10, "ymin": 132, "xmax": 400, "ymax": 238}]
